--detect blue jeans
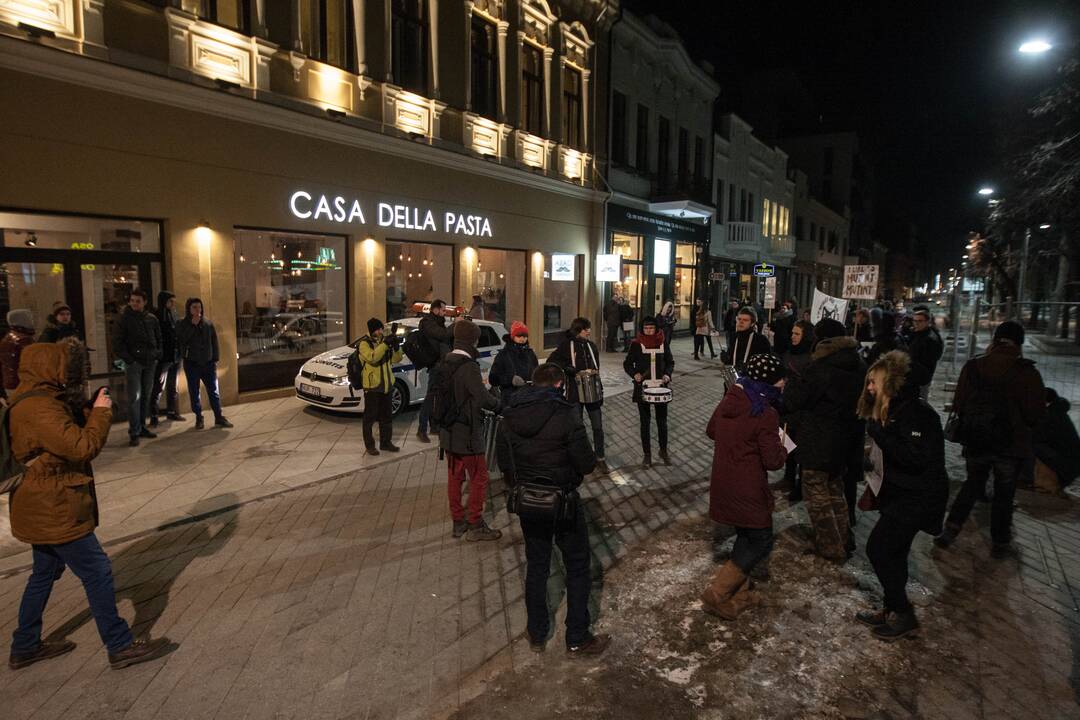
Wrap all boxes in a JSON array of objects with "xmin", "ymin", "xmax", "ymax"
[
  {"xmin": 417, "ymin": 391, "xmax": 434, "ymax": 434},
  {"xmin": 125, "ymin": 361, "xmax": 155, "ymax": 437},
  {"xmin": 11, "ymin": 533, "xmax": 133, "ymax": 654},
  {"xmin": 151, "ymin": 359, "xmax": 180, "ymax": 418},
  {"xmin": 183, "ymin": 360, "xmax": 223, "ymax": 420}
]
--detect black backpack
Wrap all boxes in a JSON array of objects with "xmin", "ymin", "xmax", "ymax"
[
  {"xmin": 346, "ymin": 348, "xmax": 364, "ymax": 390},
  {"xmin": 403, "ymin": 329, "xmax": 440, "ymax": 369},
  {"xmin": 428, "ymin": 359, "xmax": 471, "ymax": 431},
  {"xmin": 955, "ymin": 360, "xmax": 1024, "ymax": 453}
]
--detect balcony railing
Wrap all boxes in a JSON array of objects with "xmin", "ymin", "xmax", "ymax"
[{"xmin": 770, "ymin": 234, "xmax": 796, "ymax": 255}]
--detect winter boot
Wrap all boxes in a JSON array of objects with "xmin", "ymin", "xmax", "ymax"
[
  {"xmin": 643, "ymin": 453, "xmax": 653, "ymax": 468},
  {"xmin": 706, "ymin": 578, "xmax": 762, "ymax": 620},
  {"xmin": 595, "ymin": 458, "xmax": 610, "ymax": 474},
  {"xmin": 871, "ymin": 610, "xmax": 919, "ymax": 642},
  {"xmin": 855, "ymin": 609, "xmax": 888, "ymax": 628},
  {"xmin": 701, "ymin": 560, "xmax": 745, "ymax": 616},
  {"xmin": 452, "ymin": 520, "xmax": 469, "ymax": 538},
  {"xmin": 466, "ymin": 521, "xmax": 502, "ymax": 542},
  {"xmin": 934, "ymin": 523, "xmax": 960, "ymax": 549},
  {"xmin": 659, "ymin": 449, "xmax": 672, "ymax": 466}
]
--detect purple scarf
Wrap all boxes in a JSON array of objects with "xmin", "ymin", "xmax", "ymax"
[{"xmin": 735, "ymin": 377, "xmax": 783, "ymax": 417}]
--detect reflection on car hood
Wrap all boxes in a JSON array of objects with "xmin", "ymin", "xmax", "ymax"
[{"xmin": 306, "ymin": 347, "xmax": 353, "ymax": 374}]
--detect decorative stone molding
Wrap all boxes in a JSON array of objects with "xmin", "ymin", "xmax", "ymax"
[
  {"xmin": 0, "ymin": 0, "xmax": 104, "ymax": 46},
  {"xmin": 514, "ymin": 129, "xmax": 553, "ymax": 171},
  {"xmin": 383, "ymin": 83, "xmax": 448, "ymax": 137},
  {"xmin": 470, "ymin": 0, "xmax": 504, "ymax": 20},
  {"xmin": 557, "ymin": 145, "xmax": 589, "ymax": 184},
  {"xmin": 559, "ymin": 20, "xmax": 592, "ymax": 70},
  {"xmin": 307, "ymin": 61, "xmax": 371, "ymax": 113},
  {"xmin": 463, "ymin": 112, "xmax": 511, "ymax": 158},
  {"xmin": 520, "ymin": 0, "xmax": 555, "ymax": 46},
  {"xmin": 165, "ymin": 8, "xmax": 276, "ymax": 90}
]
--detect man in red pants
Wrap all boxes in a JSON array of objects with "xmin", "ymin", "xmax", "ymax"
[{"xmin": 437, "ymin": 319, "xmax": 501, "ymax": 540}]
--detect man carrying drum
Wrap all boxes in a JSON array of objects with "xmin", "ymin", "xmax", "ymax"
[
  {"xmin": 624, "ymin": 316, "xmax": 674, "ymax": 468},
  {"xmin": 548, "ymin": 317, "xmax": 609, "ymax": 474}
]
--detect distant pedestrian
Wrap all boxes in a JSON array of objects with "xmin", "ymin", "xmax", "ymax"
[
  {"xmin": 693, "ymin": 298, "xmax": 718, "ymax": 360},
  {"xmin": 1, "ymin": 309, "xmax": 35, "ymax": 398},
  {"xmin": 779, "ymin": 320, "xmax": 816, "ymax": 502},
  {"xmin": 469, "ymin": 295, "xmax": 485, "ymax": 320},
  {"xmin": 856, "ymin": 351, "xmax": 948, "ymax": 641},
  {"xmin": 37, "ymin": 302, "xmax": 78, "ymax": 343},
  {"xmin": 150, "ymin": 291, "xmax": 184, "ymax": 426},
  {"xmin": 624, "ymin": 316, "xmax": 674, "ymax": 468},
  {"xmin": 866, "ymin": 308, "xmax": 904, "ymax": 367},
  {"xmin": 7, "ymin": 339, "xmax": 173, "ymax": 670},
  {"xmin": 701, "ymin": 354, "xmax": 788, "ymax": 621},
  {"xmin": 1033, "ymin": 388, "xmax": 1080, "ymax": 492},
  {"xmin": 852, "ymin": 308, "xmax": 873, "ymax": 343},
  {"xmin": 723, "ymin": 299, "xmax": 739, "ymax": 352},
  {"xmin": 936, "ymin": 321, "xmax": 1045, "ymax": 557},
  {"xmin": 770, "ymin": 300, "xmax": 796, "ymax": 356},
  {"xmin": 437, "ymin": 319, "xmax": 501, "ymax": 541},
  {"xmin": 358, "ymin": 317, "xmax": 403, "ymax": 455},
  {"xmin": 175, "ymin": 297, "xmax": 232, "ymax": 431},
  {"xmin": 618, "ymin": 298, "xmax": 635, "ymax": 352},
  {"xmin": 604, "ymin": 294, "xmax": 622, "ymax": 353},
  {"xmin": 489, "ymin": 321, "xmax": 538, "ymax": 405},
  {"xmin": 906, "ymin": 309, "xmax": 943, "ymax": 400},
  {"xmin": 496, "ymin": 363, "xmax": 610, "ymax": 656},
  {"xmin": 548, "ymin": 318, "xmax": 608, "ymax": 473},
  {"xmin": 113, "ymin": 289, "xmax": 161, "ymax": 446},
  {"xmin": 722, "ymin": 307, "xmax": 770, "ymax": 374},
  {"xmin": 415, "ymin": 300, "xmax": 453, "ymax": 444},
  {"xmin": 657, "ymin": 301, "xmax": 677, "ymax": 353}
]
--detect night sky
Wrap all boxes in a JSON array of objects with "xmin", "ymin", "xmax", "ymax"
[{"xmin": 625, "ymin": 0, "xmax": 1076, "ymax": 275}]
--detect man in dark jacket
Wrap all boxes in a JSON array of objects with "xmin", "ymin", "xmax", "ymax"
[
  {"xmin": 113, "ymin": 289, "xmax": 162, "ymax": 446},
  {"xmin": 37, "ymin": 302, "xmax": 79, "ymax": 343},
  {"xmin": 438, "ymin": 319, "xmax": 500, "ymax": 541},
  {"xmin": 416, "ymin": 300, "xmax": 453, "ymax": 443},
  {"xmin": 547, "ymin": 318, "xmax": 608, "ymax": 473},
  {"xmin": 1034, "ymin": 388, "xmax": 1080, "ymax": 489},
  {"xmin": 782, "ymin": 319, "xmax": 867, "ymax": 562},
  {"xmin": 936, "ymin": 321, "xmax": 1045, "ymax": 557},
  {"xmin": 770, "ymin": 301, "xmax": 796, "ymax": 356},
  {"xmin": 496, "ymin": 363, "xmax": 609, "ymax": 656},
  {"xmin": 603, "ymin": 294, "xmax": 622, "ymax": 353},
  {"xmin": 0, "ymin": 308, "xmax": 35, "ymax": 397},
  {"xmin": 175, "ymin": 297, "xmax": 232, "ymax": 430},
  {"xmin": 722, "ymin": 299, "xmax": 739, "ymax": 352},
  {"xmin": 906, "ymin": 309, "xmax": 943, "ymax": 399},
  {"xmin": 150, "ymin": 291, "xmax": 184, "ymax": 426},
  {"xmin": 722, "ymin": 307, "xmax": 771, "ymax": 374},
  {"xmin": 866, "ymin": 308, "xmax": 905, "ymax": 367}
]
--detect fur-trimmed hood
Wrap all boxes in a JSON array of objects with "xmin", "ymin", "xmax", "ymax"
[
  {"xmin": 812, "ymin": 335, "xmax": 859, "ymax": 361},
  {"xmin": 858, "ymin": 350, "xmax": 912, "ymax": 418}
]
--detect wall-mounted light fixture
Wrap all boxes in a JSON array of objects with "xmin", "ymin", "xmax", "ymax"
[
  {"xmin": 24, "ymin": 232, "xmax": 38, "ymax": 247},
  {"xmin": 196, "ymin": 221, "xmax": 212, "ymax": 246}
]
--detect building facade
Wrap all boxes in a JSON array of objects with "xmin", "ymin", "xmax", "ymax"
[
  {"xmin": 791, "ymin": 169, "xmax": 850, "ymax": 309},
  {"xmin": 603, "ymin": 11, "xmax": 717, "ymax": 334},
  {"xmin": 0, "ymin": 0, "xmax": 615, "ymax": 410}
]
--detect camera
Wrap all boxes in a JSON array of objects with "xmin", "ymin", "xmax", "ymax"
[{"xmin": 386, "ymin": 322, "xmax": 401, "ymax": 347}]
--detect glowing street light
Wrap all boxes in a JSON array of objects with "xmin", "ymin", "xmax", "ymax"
[
  {"xmin": 1039, "ymin": 223, "xmax": 1051, "ymax": 230},
  {"xmin": 978, "ymin": 187, "xmax": 995, "ymax": 196},
  {"xmin": 1019, "ymin": 39, "xmax": 1053, "ymax": 54}
]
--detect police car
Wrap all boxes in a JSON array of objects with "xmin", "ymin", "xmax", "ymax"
[{"xmin": 294, "ymin": 305, "xmax": 506, "ymax": 416}]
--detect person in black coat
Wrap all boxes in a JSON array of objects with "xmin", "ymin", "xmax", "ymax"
[
  {"xmin": 496, "ymin": 363, "xmax": 607, "ymax": 655},
  {"xmin": 782, "ymin": 319, "xmax": 867, "ymax": 562},
  {"xmin": 770, "ymin": 301, "xmax": 797, "ymax": 356},
  {"xmin": 866, "ymin": 308, "xmax": 905, "ymax": 368},
  {"xmin": 37, "ymin": 302, "xmax": 79, "ymax": 343},
  {"xmin": 779, "ymin": 320, "xmax": 816, "ymax": 502},
  {"xmin": 624, "ymin": 316, "xmax": 675, "ymax": 467},
  {"xmin": 906, "ymin": 308, "xmax": 944, "ymax": 399},
  {"xmin": 416, "ymin": 300, "xmax": 454, "ymax": 443},
  {"xmin": 175, "ymin": 297, "xmax": 231, "ymax": 430},
  {"xmin": 547, "ymin": 318, "xmax": 608, "ymax": 472},
  {"xmin": 489, "ymin": 321, "xmax": 539, "ymax": 405},
  {"xmin": 150, "ymin": 291, "xmax": 185, "ymax": 425},
  {"xmin": 113, "ymin": 288, "xmax": 162, "ymax": 446},
  {"xmin": 722, "ymin": 306, "xmax": 771, "ymax": 374},
  {"xmin": 856, "ymin": 350, "xmax": 948, "ymax": 641},
  {"xmin": 1033, "ymin": 388, "xmax": 1080, "ymax": 490}
]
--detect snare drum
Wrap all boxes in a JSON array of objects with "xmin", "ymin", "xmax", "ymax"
[
  {"xmin": 642, "ymin": 380, "xmax": 672, "ymax": 404},
  {"xmin": 574, "ymin": 369, "xmax": 604, "ymax": 404}
]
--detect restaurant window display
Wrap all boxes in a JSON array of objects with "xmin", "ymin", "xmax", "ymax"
[
  {"xmin": 611, "ymin": 232, "xmax": 643, "ymax": 314},
  {"xmin": 473, "ymin": 248, "xmax": 525, "ymax": 327},
  {"xmin": 385, "ymin": 241, "xmax": 453, "ymax": 320},
  {"xmin": 542, "ymin": 253, "xmax": 581, "ymax": 348},
  {"xmin": 234, "ymin": 229, "xmax": 347, "ymax": 393},
  {"xmin": 674, "ymin": 242, "xmax": 697, "ymax": 332}
]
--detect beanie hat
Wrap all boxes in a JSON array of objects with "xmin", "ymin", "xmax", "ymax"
[
  {"xmin": 744, "ymin": 353, "xmax": 786, "ymax": 385},
  {"xmin": 814, "ymin": 318, "xmax": 846, "ymax": 341},
  {"xmin": 6, "ymin": 309, "xmax": 33, "ymax": 331},
  {"xmin": 52, "ymin": 301, "xmax": 71, "ymax": 315},
  {"xmin": 453, "ymin": 318, "xmax": 481, "ymax": 351},
  {"xmin": 367, "ymin": 317, "xmax": 384, "ymax": 335},
  {"xmin": 642, "ymin": 315, "xmax": 658, "ymax": 328},
  {"xmin": 738, "ymin": 306, "xmax": 758, "ymax": 323},
  {"xmin": 993, "ymin": 320, "xmax": 1025, "ymax": 346},
  {"xmin": 510, "ymin": 321, "xmax": 529, "ymax": 338}
]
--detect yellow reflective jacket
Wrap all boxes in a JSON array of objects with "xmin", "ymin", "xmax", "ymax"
[{"xmin": 357, "ymin": 336, "xmax": 403, "ymax": 393}]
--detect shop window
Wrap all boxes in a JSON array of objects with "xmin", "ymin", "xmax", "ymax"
[
  {"xmin": 562, "ymin": 65, "xmax": 583, "ymax": 149},
  {"xmin": 611, "ymin": 232, "xmax": 641, "ymax": 262},
  {"xmin": 385, "ymin": 241, "xmax": 454, "ymax": 320},
  {"xmin": 471, "ymin": 15, "xmax": 499, "ymax": 120},
  {"xmin": 521, "ymin": 42, "xmax": 544, "ymax": 135},
  {"xmin": 674, "ymin": 243, "xmax": 697, "ymax": 332},
  {"xmin": 542, "ymin": 254, "xmax": 581, "ymax": 348},
  {"xmin": 611, "ymin": 233, "xmax": 642, "ymax": 315},
  {"xmin": 234, "ymin": 229, "xmax": 347, "ymax": 393},
  {"xmin": 1, "ymin": 214, "xmax": 161, "ymax": 254},
  {"xmin": 392, "ymin": 0, "xmax": 428, "ymax": 94},
  {"xmin": 473, "ymin": 248, "xmax": 525, "ymax": 329}
]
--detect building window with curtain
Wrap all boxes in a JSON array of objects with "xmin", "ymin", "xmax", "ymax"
[
  {"xmin": 201, "ymin": 0, "xmax": 249, "ymax": 32},
  {"xmin": 521, "ymin": 42, "xmax": 544, "ymax": 135},
  {"xmin": 611, "ymin": 91, "xmax": 627, "ymax": 165},
  {"xmin": 392, "ymin": 0, "xmax": 428, "ymax": 94},
  {"xmin": 470, "ymin": 15, "xmax": 498, "ymax": 120},
  {"xmin": 561, "ymin": 65, "xmax": 583, "ymax": 149},
  {"xmin": 635, "ymin": 103, "xmax": 649, "ymax": 172},
  {"xmin": 293, "ymin": 0, "xmax": 355, "ymax": 71}
]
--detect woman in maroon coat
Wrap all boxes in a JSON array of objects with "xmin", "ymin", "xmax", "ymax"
[{"xmin": 701, "ymin": 354, "xmax": 789, "ymax": 620}]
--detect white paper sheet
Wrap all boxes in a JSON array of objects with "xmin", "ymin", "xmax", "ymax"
[
  {"xmin": 779, "ymin": 428, "xmax": 797, "ymax": 454},
  {"xmin": 867, "ymin": 439, "xmax": 884, "ymax": 495}
]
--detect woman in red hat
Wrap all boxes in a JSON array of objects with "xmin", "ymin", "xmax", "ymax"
[{"xmin": 489, "ymin": 321, "xmax": 539, "ymax": 404}]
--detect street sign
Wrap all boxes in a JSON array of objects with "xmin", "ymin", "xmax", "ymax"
[
  {"xmin": 842, "ymin": 264, "xmax": 879, "ymax": 300},
  {"xmin": 752, "ymin": 262, "xmax": 775, "ymax": 278},
  {"xmin": 763, "ymin": 277, "xmax": 777, "ymax": 308}
]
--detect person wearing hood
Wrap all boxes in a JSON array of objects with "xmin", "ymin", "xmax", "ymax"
[
  {"xmin": 855, "ymin": 351, "xmax": 948, "ymax": 641},
  {"xmin": 1033, "ymin": 388, "xmax": 1080, "ymax": 492},
  {"xmin": 604, "ymin": 294, "xmax": 622, "ymax": 353},
  {"xmin": 37, "ymin": 302, "xmax": 79, "ymax": 343},
  {"xmin": 547, "ymin": 318, "xmax": 608, "ymax": 473},
  {"xmin": 852, "ymin": 308, "xmax": 873, "ymax": 343},
  {"xmin": 149, "ymin": 291, "xmax": 184, "ymax": 426},
  {"xmin": 722, "ymin": 306, "xmax": 771, "ymax": 374},
  {"xmin": 175, "ymin": 297, "xmax": 232, "ymax": 431},
  {"xmin": 936, "ymin": 321, "xmax": 1045, "ymax": 557},
  {"xmin": 438, "ymin": 318, "xmax": 501, "ymax": 541},
  {"xmin": 415, "ymin": 300, "xmax": 453, "ymax": 444},
  {"xmin": 489, "ymin": 321, "xmax": 538, "ymax": 405},
  {"xmin": 357, "ymin": 317, "xmax": 403, "ymax": 455},
  {"xmin": 770, "ymin": 301, "xmax": 797, "ymax": 356},
  {"xmin": 112, "ymin": 289, "xmax": 162, "ymax": 446},
  {"xmin": 779, "ymin": 320, "xmax": 816, "ymax": 502},
  {"xmin": 7, "ymin": 339, "xmax": 173, "ymax": 670},
  {"xmin": 782, "ymin": 318, "xmax": 867, "ymax": 562},
  {"xmin": 701, "ymin": 354, "xmax": 788, "ymax": 620},
  {"xmin": 495, "ymin": 363, "xmax": 609, "ymax": 656},
  {"xmin": 866, "ymin": 307, "xmax": 905, "ymax": 368},
  {"xmin": 657, "ymin": 300, "xmax": 677, "ymax": 353},
  {"xmin": 1, "ymin": 308, "xmax": 35, "ymax": 396},
  {"xmin": 624, "ymin": 316, "xmax": 674, "ymax": 467}
]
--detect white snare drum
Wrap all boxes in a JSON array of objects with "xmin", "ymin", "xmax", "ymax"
[{"xmin": 642, "ymin": 380, "xmax": 672, "ymax": 404}]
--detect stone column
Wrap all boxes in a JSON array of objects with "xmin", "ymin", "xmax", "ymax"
[
  {"xmin": 428, "ymin": 0, "xmax": 440, "ymax": 98},
  {"xmin": 351, "ymin": 0, "xmax": 367, "ymax": 74},
  {"xmin": 542, "ymin": 46, "xmax": 554, "ymax": 138},
  {"xmin": 496, "ymin": 21, "xmax": 508, "ymax": 122},
  {"xmin": 290, "ymin": 0, "xmax": 305, "ymax": 52},
  {"xmin": 526, "ymin": 250, "xmax": 546, "ymax": 351},
  {"xmin": 463, "ymin": 1, "xmax": 474, "ymax": 110}
]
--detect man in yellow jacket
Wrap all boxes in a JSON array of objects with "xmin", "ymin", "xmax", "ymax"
[{"xmin": 358, "ymin": 318, "xmax": 403, "ymax": 455}]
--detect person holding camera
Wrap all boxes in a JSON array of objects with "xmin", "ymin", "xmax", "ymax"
[
  {"xmin": 7, "ymin": 339, "xmax": 173, "ymax": 670},
  {"xmin": 358, "ymin": 318, "xmax": 403, "ymax": 455},
  {"xmin": 496, "ymin": 362, "xmax": 609, "ymax": 656}
]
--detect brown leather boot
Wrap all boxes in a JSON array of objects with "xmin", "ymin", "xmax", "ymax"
[
  {"xmin": 701, "ymin": 560, "xmax": 745, "ymax": 615},
  {"xmin": 707, "ymin": 578, "xmax": 762, "ymax": 620}
]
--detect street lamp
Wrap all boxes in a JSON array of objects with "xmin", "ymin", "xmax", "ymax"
[
  {"xmin": 978, "ymin": 187, "xmax": 995, "ymax": 196},
  {"xmin": 1039, "ymin": 223, "xmax": 1051, "ymax": 230},
  {"xmin": 1019, "ymin": 39, "xmax": 1053, "ymax": 54}
]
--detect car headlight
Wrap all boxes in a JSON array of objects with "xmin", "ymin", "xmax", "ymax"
[{"xmin": 332, "ymin": 376, "xmax": 351, "ymax": 386}]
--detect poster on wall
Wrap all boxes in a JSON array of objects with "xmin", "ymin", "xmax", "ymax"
[
  {"xmin": 763, "ymin": 276, "xmax": 777, "ymax": 309},
  {"xmin": 842, "ymin": 264, "xmax": 880, "ymax": 300},
  {"xmin": 653, "ymin": 238, "xmax": 672, "ymax": 275},
  {"xmin": 811, "ymin": 288, "xmax": 849, "ymax": 324},
  {"xmin": 551, "ymin": 254, "xmax": 576, "ymax": 281},
  {"xmin": 595, "ymin": 254, "xmax": 621, "ymax": 282}
]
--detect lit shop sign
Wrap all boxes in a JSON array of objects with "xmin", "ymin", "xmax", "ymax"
[
  {"xmin": 288, "ymin": 191, "xmax": 493, "ymax": 237},
  {"xmin": 653, "ymin": 239, "xmax": 672, "ymax": 275},
  {"xmin": 595, "ymin": 254, "xmax": 621, "ymax": 282},
  {"xmin": 551, "ymin": 254, "xmax": 576, "ymax": 281}
]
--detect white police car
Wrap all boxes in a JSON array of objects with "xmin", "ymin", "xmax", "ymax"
[{"xmin": 294, "ymin": 310, "xmax": 506, "ymax": 416}]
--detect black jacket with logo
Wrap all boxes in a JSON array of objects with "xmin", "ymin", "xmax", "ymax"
[{"xmin": 496, "ymin": 385, "xmax": 596, "ymax": 490}]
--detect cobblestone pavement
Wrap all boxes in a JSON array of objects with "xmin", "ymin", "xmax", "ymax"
[{"xmin": 1, "ymin": 342, "xmax": 1078, "ymax": 719}]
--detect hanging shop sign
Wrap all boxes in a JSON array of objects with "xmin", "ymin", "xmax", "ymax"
[
  {"xmin": 596, "ymin": 254, "xmax": 621, "ymax": 282},
  {"xmin": 752, "ymin": 262, "xmax": 776, "ymax": 278},
  {"xmin": 288, "ymin": 190, "xmax": 494, "ymax": 238},
  {"xmin": 551, "ymin": 254, "xmax": 576, "ymax": 281},
  {"xmin": 607, "ymin": 203, "xmax": 709, "ymax": 244},
  {"xmin": 653, "ymin": 239, "xmax": 672, "ymax": 275},
  {"xmin": 763, "ymin": 276, "xmax": 777, "ymax": 309},
  {"xmin": 842, "ymin": 264, "xmax": 879, "ymax": 300}
]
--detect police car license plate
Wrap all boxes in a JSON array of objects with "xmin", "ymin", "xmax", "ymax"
[{"xmin": 300, "ymin": 383, "xmax": 321, "ymax": 397}]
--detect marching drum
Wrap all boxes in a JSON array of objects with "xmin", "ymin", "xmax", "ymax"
[
  {"xmin": 575, "ymin": 368, "xmax": 604, "ymax": 404},
  {"xmin": 642, "ymin": 379, "xmax": 672, "ymax": 404}
]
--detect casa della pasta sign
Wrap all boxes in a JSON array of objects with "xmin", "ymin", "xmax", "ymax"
[{"xmin": 288, "ymin": 190, "xmax": 494, "ymax": 238}]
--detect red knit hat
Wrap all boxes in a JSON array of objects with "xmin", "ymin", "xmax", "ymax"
[{"xmin": 510, "ymin": 321, "xmax": 529, "ymax": 338}]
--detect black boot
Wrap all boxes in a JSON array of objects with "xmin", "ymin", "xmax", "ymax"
[
  {"xmin": 871, "ymin": 610, "xmax": 919, "ymax": 642},
  {"xmin": 659, "ymin": 449, "xmax": 671, "ymax": 466},
  {"xmin": 643, "ymin": 453, "xmax": 653, "ymax": 468}
]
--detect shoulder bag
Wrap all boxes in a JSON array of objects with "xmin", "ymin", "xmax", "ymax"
[{"xmin": 502, "ymin": 424, "xmax": 574, "ymax": 523}]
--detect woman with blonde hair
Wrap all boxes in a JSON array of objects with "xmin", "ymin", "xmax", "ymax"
[{"xmin": 855, "ymin": 351, "xmax": 948, "ymax": 641}]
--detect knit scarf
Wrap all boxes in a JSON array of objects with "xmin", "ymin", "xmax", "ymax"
[
  {"xmin": 634, "ymin": 330, "xmax": 665, "ymax": 349},
  {"xmin": 735, "ymin": 376, "xmax": 783, "ymax": 417}
]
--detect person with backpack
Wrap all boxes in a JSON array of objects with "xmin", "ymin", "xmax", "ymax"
[
  {"xmin": 6, "ymin": 339, "xmax": 173, "ymax": 670},
  {"xmin": 357, "ymin": 318, "xmax": 403, "ymax": 455},
  {"xmin": 112, "ymin": 289, "xmax": 162, "ymax": 446},
  {"xmin": 935, "ymin": 321, "xmax": 1045, "ymax": 557},
  {"xmin": 489, "ymin": 321, "xmax": 538, "ymax": 405},
  {"xmin": 175, "ymin": 297, "xmax": 232, "ymax": 431},
  {"xmin": 414, "ymin": 300, "xmax": 453, "ymax": 444},
  {"xmin": 495, "ymin": 363, "xmax": 609, "ymax": 656},
  {"xmin": 435, "ymin": 319, "xmax": 501, "ymax": 541},
  {"xmin": 548, "ymin": 318, "xmax": 608, "ymax": 474}
]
